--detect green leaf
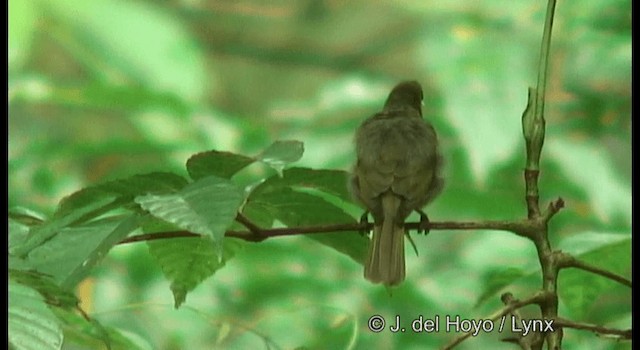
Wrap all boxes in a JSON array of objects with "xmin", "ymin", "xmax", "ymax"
[
  {"xmin": 14, "ymin": 173, "xmax": 186, "ymax": 258},
  {"xmin": 8, "ymin": 206, "xmax": 46, "ymax": 226},
  {"xmin": 246, "ymin": 187, "xmax": 367, "ymax": 264},
  {"xmin": 557, "ymin": 231, "xmax": 631, "ymax": 260},
  {"xmin": 9, "ymin": 270, "xmax": 79, "ymax": 309},
  {"xmin": 186, "ymin": 150, "xmax": 255, "ymax": 180},
  {"xmin": 25, "ymin": 215, "xmax": 140, "ymax": 288},
  {"xmin": 474, "ymin": 267, "xmax": 527, "ymax": 308},
  {"xmin": 253, "ymin": 167, "xmax": 352, "ymax": 201},
  {"xmin": 9, "ymin": 218, "xmax": 31, "ymax": 253},
  {"xmin": 473, "ymin": 232, "xmax": 631, "ymax": 310},
  {"xmin": 55, "ymin": 172, "xmax": 188, "ymax": 218},
  {"xmin": 135, "ymin": 176, "xmax": 244, "ymax": 252},
  {"xmin": 12, "ymin": 196, "xmax": 118, "ymax": 258},
  {"xmin": 239, "ymin": 200, "xmax": 275, "ymax": 229},
  {"xmin": 148, "ymin": 237, "xmax": 244, "ymax": 308},
  {"xmin": 62, "ymin": 215, "xmax": 140, "ymax": 288},
  {"xmin": 9, "ymin": 280, "xmax": 63, "ymax": 350},
  {"xmin": 557, "ymin": 232, "xmax": 631, "ymax": 320},
  {"xmin": 257, "ymin": 140, "xmax": 304, "ymax": 176},
  {"xmin": 245, "ymin": 168, "xmax": 365, "ymax": 263},
  {"xmin": 138, "ymin": 213, "xmax": 183, "ymax": 234}
]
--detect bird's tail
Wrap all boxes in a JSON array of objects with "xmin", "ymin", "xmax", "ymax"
[{"xmin": 364, "ymin": 192, "xmax": 405, "ymax": 286}]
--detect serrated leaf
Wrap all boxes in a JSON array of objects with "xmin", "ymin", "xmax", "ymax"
[
  {"xmin": 55, "ymin": 172, "xmax": 188, "ymax": 218},
  {"xmin": 25, "ymin": 215, "xmax": 140, "ymax": 288},
  {"xmin": 9, "ymin": 281, "xmax": 63, "ymax": 350},
  {"xmin": 138, "ymin": 213, "xmax": 183, "ymax": 234},
  {"xmin": 9, "ymin": 270, "xmax": 79, "ymax": 309},
  {"xmin": 135, "ymin": 176, "xmax": 244, "ymax": 252},
  {"xmin": 12, "ymin": 196, "xmax": 118, "ymax": 258},
  {"xmin": 16, "ymin": 172, "xmax": 187, "ymax": 256},
  {"xmin": 253, "ymin": 167, "xmax": 352, "ymax": 201},
  {"xmin": 148, "ymin": 237, "xmax": 243, "ymax": 308},
  {"xmin": 186, "ymin": 150, "xmax": 255, "ymax": 180},
  {"xmin": 257, "ymin": 140, "xmax": 304, "ymax": 176},
  {"xmin": 64, "ymin": 215, "xmax": 140, "ymax": 288},
  {"xmin": 247, "ymin": 188, "xmax": 367, "ymax": 264}
]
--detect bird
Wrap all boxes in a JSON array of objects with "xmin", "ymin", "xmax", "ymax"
[{"xmin": 351, "ymin": 80, "xmax": 443, "ymax": 286}]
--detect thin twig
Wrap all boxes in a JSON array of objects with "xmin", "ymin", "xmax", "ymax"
[
  {"xmin": 116, "ymin": 219, "xmax": 544, "ymax": 245},
  {"xmin": 441, "ymin": 292, "xmax": 550, "ymax": 350},
  {"xmin": 235, "ymin": 212, "xmax": 264, "ymax": 238},
  {"xmin": 500, "ymin": 292, "xmax": 546, "ymax": 350},
  {"xmin": 541, "ymin": 198, "xmax": 565, "ymax": 221},
  {"xmin": 556, "ymin": 252, "xmax": 632, "ymax": 288},
  {"xmin": 553, "ymin": 318, "xmax": 632, "ymax": 340},
  {"xmin": 118, "ymin": 231, "xmax": 200, "ymax": 244}
]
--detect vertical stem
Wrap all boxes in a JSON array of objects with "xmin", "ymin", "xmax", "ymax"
[
  {"xmin": 525, "ymin": 168, "xmax": 541, "ymax": 218},
  {"xmin": 534, "ymin": 231, "xmax": 562, "ymax": 349},
  {"xmin": 523, "ymin": 0, "xmax": 556, "ymax": 219},
  {"xmin": 535, "ymin": 0, "xmax": 557, "ymax": 130},
  {"xmin": 524, "ymin": 0, "xmax": 561, "ymax": 348},
  {"xmin": 536, "ymin": 1, "xmax": 560, "ymax": 347}
]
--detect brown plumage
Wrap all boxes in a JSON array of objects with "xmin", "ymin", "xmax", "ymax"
[{"xmin": 351, "ymin": 81, "xmax": 443, "ymax": 286}]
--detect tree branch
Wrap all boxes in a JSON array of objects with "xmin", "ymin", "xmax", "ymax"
[
  {"xmin": 116, "ymin": 218, "xmax": 545, "ymax": 245},
  {"xmin": 553, "ymin": 318, "xmax": 632, "ymax": 340},
  {"xmin": 520, "ymin": 0, "xmax": 563, "ymax": 348},
  {"xmin": 556, "ymin": 252, "xmax": 632, "ymax": 288},
  {"xmin": 441, "ymin": 291, "xmax": 550, "ymax": 350},
  {"xmin": 235, "ymin": 212, "xmax": 264, "ymax": 239},
  {"xmin": 541, "ymin": 198, "xmax": 565, "ymax": 221},
  {"xmin": 499, "ymin": 292, "xmax": 546, "ymax": 350}
]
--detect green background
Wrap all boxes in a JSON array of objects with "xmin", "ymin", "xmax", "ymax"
[{"xmin": 9, "ymin": 0, "xmax": 631, "ymax": 349}]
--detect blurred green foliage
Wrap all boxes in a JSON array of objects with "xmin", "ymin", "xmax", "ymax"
[{"xmin": 8, "ymin": 0, "xmax": 630, "ymax": 349}]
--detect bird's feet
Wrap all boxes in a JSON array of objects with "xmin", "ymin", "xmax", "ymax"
[
  {"xmin": 359, "ymin": 211, "xmax": 370, "ymax": 236},
  {"xmin": 417, "ymin": 209, "xmax": 431, "ymax": 235}
]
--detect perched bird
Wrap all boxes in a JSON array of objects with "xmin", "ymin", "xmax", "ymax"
[{"xmin": 351, "ymin": 80, "xmax": 443, "ymax": 286}]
